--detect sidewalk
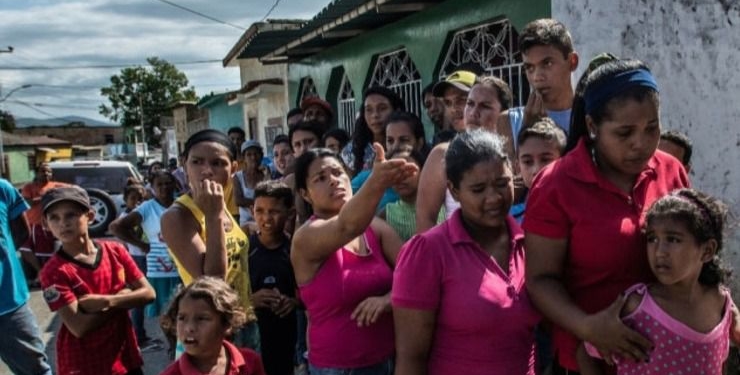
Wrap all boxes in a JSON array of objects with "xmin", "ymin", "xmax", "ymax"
[{"xmin": 0, "ymin": 289, "xmax": 171, "ymax": 375}]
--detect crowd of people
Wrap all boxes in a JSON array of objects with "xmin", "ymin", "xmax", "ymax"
[{"xmin": 0, "ymin": 16, "xmax": 738, "ymax": 375}]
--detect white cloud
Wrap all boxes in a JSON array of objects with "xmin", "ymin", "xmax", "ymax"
[{"xmin": 0, "ymin": 0, "xmax": 327, "ymax": 121}]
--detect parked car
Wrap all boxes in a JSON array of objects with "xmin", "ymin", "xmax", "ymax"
[{"xmin": 48, "ymin": 160, "xmax": 144, "ymax": 237}]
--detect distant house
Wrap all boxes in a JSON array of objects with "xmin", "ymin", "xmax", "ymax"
[
  {"xmin": 1, "ymin": 131, "xmax": 72, "ymax": 185},
  {"xmin": 170, "ymin": 101, "xmax": 208, "ymax": 153},
  {"xmin": 13, "ymin": 124, "xmax": 124, "ymax": 146},
  {"xmin": 197, "ymin": 92, "xmax": 244, "ymax": 136},
  {"xmin": 223, "ymin": 20, "xmax": 303, "ymax": 149}
]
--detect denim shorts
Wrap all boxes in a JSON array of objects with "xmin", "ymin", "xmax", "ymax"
[{"xmin": 308, "ymin": 357, "xmax": 394, "ymax": 375}]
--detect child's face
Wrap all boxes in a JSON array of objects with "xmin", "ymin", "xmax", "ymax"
[
  {"xmin": 152, "ymin": 176, "xmax": 176, "ymax": 201},
  {"xmin": 657, "ymin": 139, "xmax": 687, "ymax": 167},
  {"xmin": 125, "ymin": 190, "xmax": 144, "ymax": 210},
  {"xmin": 518, "ymin": 137, "xmax": 562, "ymax": 188},
  {"xmin": 44, "ymin": 202, "xmax": 94, "ymax": 243},
  {"xmin": 176, "ymin": 296, "xmax": 229, "ymax": 359},
  {"xmin": 646, "ymin": 217, "xmax": 713, "ymax": 287},
  {"xmin": 386, "ymin": 121, "xmax": 419, "ymax": 154},
  {"xmin": 253, "ymin": 196, "xmax": 290, "ymax": 237}
]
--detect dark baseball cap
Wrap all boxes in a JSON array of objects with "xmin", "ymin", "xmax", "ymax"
[{"xmin": 41, "ymin": 186, "xmax": 92, "ymax": 214}]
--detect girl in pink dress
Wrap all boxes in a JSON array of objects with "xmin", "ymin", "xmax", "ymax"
[{"xmin": 578, "ymin": 188, "xmax": 740, "ymax": 374}]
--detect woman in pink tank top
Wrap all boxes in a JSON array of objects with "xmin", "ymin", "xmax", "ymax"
[{"xmin": 291, "ymin": 144, "xmax": 418, "ymax": 374}]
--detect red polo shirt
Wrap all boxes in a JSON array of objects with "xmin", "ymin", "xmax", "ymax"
[
  {"xmin": 160, "ymin": 340, "xmax": 265, "ymax": 375},
  {"xmin": 522, "ymin": 139, "xmax": 689, "ymax": 370},
  {"xmin": 39, "ymin": 240, "xmax": 144, "ymax": 375}
]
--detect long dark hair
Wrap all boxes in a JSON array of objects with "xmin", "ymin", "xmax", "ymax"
[
  {"xmin": 646, "ymin": 189, "xmax": 731, "ymax": 286},
  {"xmin": 350, "ymin": 86, "xmax": 404, "ymax": 173},
  {"xmin": 565, "ymin": 58, "xmax": 658, "ymax": 154}
]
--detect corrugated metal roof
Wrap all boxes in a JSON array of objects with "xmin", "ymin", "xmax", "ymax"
[
  {"xmin": 2, "ymin": 131, "xmax": 71, "ymax": 147},
  {"xmin": 226, "ymin": 0, "xmax": 445, "ymax": 64}
]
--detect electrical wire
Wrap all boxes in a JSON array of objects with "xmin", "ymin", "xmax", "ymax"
[
  {"xmin": 154, "ymin": 0, "xmax": 246, "ymax": 30},
  {"xmin": 0, "ymin": 59, "xmax": 222, "ymax": 71},
  {"xmin": 261, "ymin": 0, "xmax": 282, "ymax": 21},
  {"xmin": 4, "ymin": 100, "xmax": 99, "ymax": 111},
  {"xmin": 7, "ymin": 100, "xmax": 58, "ymax": 117}
]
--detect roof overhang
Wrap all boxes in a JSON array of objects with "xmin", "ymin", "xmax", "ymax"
[
  {"xmin": 226, "ymin": 0, "xmax": 443, "ymax": 65},
  {"xmin": 223, "ymin": 20, "xmax": 307, "ymax": 67}
]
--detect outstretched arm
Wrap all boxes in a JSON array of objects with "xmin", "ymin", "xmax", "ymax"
[{"xmin": 292, "ymin": 144, "xmax": 417, "ymax": 284}]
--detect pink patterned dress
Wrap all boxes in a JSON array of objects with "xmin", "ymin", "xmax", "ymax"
[{"xmin": 587, "ymin": 283, "xmax": 733, "ymax": 374}]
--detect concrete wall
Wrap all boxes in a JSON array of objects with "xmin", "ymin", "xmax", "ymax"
[
  {"xmin": 553, "ymin": 0, "xmax": 740, "ymax": 292},
  {"xmin": 235, "ymin": 58, "xmax": 290, "ymax": 148},
  {"xmin": 206, "ymin": 99, "xmax": 244, "ymax": 135}
]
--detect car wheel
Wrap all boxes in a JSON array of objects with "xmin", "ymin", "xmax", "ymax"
[{"xmin": 85, "ymin": 188, "xmax": 117, "ymax": 237}]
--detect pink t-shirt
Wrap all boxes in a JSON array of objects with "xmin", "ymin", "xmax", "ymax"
[
  {"xmin": 586, "ymin": 283, "xmax": 732, "ymax": 375},
  {"xmin": 392, "ymin": 210, "xmax": 540, "ymax": 375},
  {"xmin": 298, "ymin": 226, "xmax": 394, "ymax": 368}
]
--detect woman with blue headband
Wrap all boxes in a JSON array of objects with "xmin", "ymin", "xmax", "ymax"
[{"xmin": 522, "ymin": 59, "xmax": 689, "ymax": 374}]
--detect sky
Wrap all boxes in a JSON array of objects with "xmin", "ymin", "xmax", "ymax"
[{"xmin": 0, "ymin": 0, "xmax": 329, "ymax": 123}]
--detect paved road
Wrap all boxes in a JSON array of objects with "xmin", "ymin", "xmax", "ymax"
[{"xmin": 0, "ymin": 288, "xmax": 171, "ymax": 375}]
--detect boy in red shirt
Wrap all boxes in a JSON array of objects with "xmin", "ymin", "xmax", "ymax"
[{"xmin": 38, "ymin": 186, "xmax": 155, "ymax": 375}]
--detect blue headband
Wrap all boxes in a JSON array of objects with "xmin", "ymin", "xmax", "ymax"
[{"xmin": 584, "ymin": 69, "xmax": 659, "ymax": 115}]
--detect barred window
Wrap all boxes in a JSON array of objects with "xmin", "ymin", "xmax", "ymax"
[
  {"xmin": 368, "ymin": 49, "xmax": 422, "ymax": 117},
  {"xmin": 298, "ymin": 77, "xmax": 318, "ymax": 105},
  {"xmin": 337, "ymin": 75, "xmax": 357, "ymax": 134},
  {"xmin": 439, "ymin": 19, "xmax": 529, "ymax": 107}
]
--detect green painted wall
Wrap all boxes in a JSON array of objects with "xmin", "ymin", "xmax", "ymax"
[
  {"xmin": 288, "ymin": 0, "xmax": 550, "ymax": 116},
  {"xmin": 6, "ymin": 149, "xmax": 34, "ymax": 185}
]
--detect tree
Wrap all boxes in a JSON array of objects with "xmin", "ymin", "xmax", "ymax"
[
  {"xmin": 99, "ymin": 57, "xmax": 197, "ymax": 144},
  {"xmin": 0, "ymin": 110, "xmax": 15, "ymax": 132}
]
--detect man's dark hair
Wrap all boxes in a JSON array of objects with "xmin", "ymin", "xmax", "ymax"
[
  {"xmin": 227, "ymin": 126, "xmax": 246, "ymax": 137},
  {"xmin": 422, "ymin": 82, "xmax": 437, "ymax": 97},
  {"xmin": 254, "ymin": 180, "xmax": 294, "ymax": 209},
  {"xmin": 518, "ymin": 18, "xmax": 574, "ymax": 58},
  {"xmin": 660, "ymin": 130, "xmax": 693, "ymax": 167},
  {"xmin": 288, "ymin": 120, "xmax": 325, "ymax": 149},
  {"xmin": 273, "ymin": 134, "xmax": 290, "ymax": 147},
  {"xmin": 287, "ymin": 108, "xmax": 303, "ymax": 120}
]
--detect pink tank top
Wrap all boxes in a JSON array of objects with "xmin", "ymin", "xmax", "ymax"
[
  {"xmin": 587, "ymin": 283, "xmax": 732, "ymax": 374},
  {"xmin": 298, "ymin": 226, "xmax": 395, "ymax": 368}
]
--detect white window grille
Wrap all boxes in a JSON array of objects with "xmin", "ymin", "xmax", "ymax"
[
  {"xmin": 368, "ymin": 49, "xmax": 423, "ymax": 117},
  {"xmin": 337, "ymin": 75, "xmax": 357, "ymax": 134},
  {"xmin": 439, "ymin": 19, "xmax": 529, "ymax": 107},
  {"xmin": 299, "ymin": 77, "xmax": 318, "ymax": 104}
]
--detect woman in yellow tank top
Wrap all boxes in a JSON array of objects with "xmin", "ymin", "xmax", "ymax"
[{"xmin": 160, "ymin": 129, "xmax": 259, "ymax": 350}]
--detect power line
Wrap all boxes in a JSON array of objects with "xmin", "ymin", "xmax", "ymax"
[
  {"xmin": 8, "ymin": 100, "xmax": 58, "ymax": 117},
  {"xmin": 5, "ymin": 100, "xmax": 99, "ymax": 111},
  {"xmin": 261, "ymin": 0, "xmax": 282, "ymax": 21},
  {"xmin": 0, "ymin": 59, "xmax": 222, "ymax": 71},
  {"xmin": 154, "ymin": 0, "xmax": 246, "ymax": 30}
]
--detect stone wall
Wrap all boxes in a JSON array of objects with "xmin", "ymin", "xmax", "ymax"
[{"xmin": 553, "ymin": 0, "xmax": 740, "ymax": 293}]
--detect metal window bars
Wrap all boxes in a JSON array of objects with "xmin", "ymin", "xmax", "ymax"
[
  {"xmin": 368, "ymin": 49, "xmax": 423, "ymax": 117},
  {"xmin": 337, "ymin": 75, "xmax": 357, "ymax": 134},
  {"xmin": 439, "ymin": 19, "xmax": 529, "ymax": 107}
]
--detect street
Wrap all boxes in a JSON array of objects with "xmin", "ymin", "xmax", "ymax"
[{"xmin": 0, "ymin": 288, "xmax": 171, "ymax": 375}]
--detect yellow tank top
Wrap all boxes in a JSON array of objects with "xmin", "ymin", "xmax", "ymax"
[{"xmin": 171, "ymin": 194, "xmax": 255, "ymax": 321}]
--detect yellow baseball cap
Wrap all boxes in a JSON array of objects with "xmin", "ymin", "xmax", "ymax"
[{"xmin": 433, "ymin": 70, "xmax": 478, "ymax": 96}]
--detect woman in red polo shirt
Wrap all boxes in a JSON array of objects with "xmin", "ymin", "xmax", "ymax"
[{"xmin": 523, "ymin": 58, "xmax": 689, "ymax": 374}]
